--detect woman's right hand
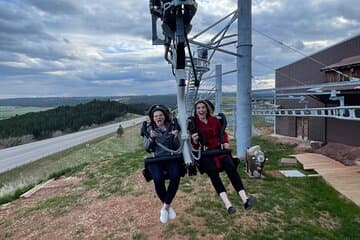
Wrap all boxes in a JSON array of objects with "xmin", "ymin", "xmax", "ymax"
[{"xmin": 191, "ymin": 132, "xmax": 199, "ymax": 144}]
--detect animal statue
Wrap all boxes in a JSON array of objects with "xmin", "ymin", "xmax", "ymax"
[{"xmin": 245, "ymin": 145, "xmax": 267, "ymax": 178}]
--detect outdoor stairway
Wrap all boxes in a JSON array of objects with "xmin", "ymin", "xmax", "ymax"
[
  {"xmin": 292, "ymin": 153, "xmax": 360, "ymax": 207},
  {"xmin": 185, "ymin": 56, "xmax": 210, "ymax": 116},
  {"xmin": 185, "ymin": 69, "xmax": 198, "ymax": 116}
]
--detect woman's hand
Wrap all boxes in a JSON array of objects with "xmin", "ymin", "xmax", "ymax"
[
  {"xmin": 191, "ymin": 132, "xmax": 199, "ymax": 144},
  {"xmin": 171, "ymin": 130, "xmax": 179, "ymax": 138},
  {"xmin": 224, "ymin": 143, "xmax": 230, "ymax": 149},
  {"xmin": 150, "ymin": 130, "xmax": 157, "ymax": 140}
]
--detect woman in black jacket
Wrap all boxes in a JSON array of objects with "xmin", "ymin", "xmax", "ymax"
[{"xmin": 144, "ymin": 105, "xmax": 182, "ymax": 224}]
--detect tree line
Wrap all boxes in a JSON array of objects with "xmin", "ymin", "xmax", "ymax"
[{"xmin": 0, "ymin": 100, "xmax": 150, "ymax": 140}]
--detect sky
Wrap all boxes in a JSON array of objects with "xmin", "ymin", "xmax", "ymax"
[{"xmin": 0, "ymin": 0, "xmax": 359, "ymax": 98}]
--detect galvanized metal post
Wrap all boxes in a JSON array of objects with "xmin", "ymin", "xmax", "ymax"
[
  {"xmin": 215, "ymin": 64, "xmax": 222, "ymax": 114},
  {"xmin": 274, "ymin": 89, "xmax": 277, "ymax": 134},
  {"xmin": 236, "ymin": 0, "xmax": 252, "ymax": 158}
]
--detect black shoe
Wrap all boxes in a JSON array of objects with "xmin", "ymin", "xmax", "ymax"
[
  {"xmin": 227, "ymin": 206, "xmax": 236, "ymax": 214},
  {"xmin": 244, "ymin": 196, "xmax": 256, "ymax": 211}
]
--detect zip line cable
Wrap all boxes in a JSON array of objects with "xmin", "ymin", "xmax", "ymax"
[{"xmin": 252, "ymin": 28, "xmax": 352, "ymax": 79}]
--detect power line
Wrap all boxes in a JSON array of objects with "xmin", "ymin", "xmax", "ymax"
[
  {"xmin": 252, "ymin": 28, "xmax": 352, "ymax": 79},
  {"xmin": 252, "ymin": 58, "xmax": 308, "ymax": 86}
]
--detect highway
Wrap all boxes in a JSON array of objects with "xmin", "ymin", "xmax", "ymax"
[{"xmin": 0, "ymin": 116, "xmax": 147, "ymax": 174}]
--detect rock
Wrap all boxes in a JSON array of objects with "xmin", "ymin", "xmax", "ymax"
[{"xmin": 310, "ymin": 141, "xmax": 324, "ymax": 150}]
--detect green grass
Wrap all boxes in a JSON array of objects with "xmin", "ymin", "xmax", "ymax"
[
  {"xmin": 82, "ymin": 150, "xmax": 146, "ymax": 197},
  {"xmin": 0, "ymin": 106, "xmax": 52, "ymax": 120},
  {"xmin": 20, "ymin": 194, "xmax": 81, "ymax": 217},
  {"xmin": 163, "ymin": 136, "xmax": 360, "ymax": 239},
  {"xmin": 0, "ymin": 184, "xmax": 36, "ymax": 205},
  {"xmin": 0, "ymin": 125, "xmax": 141, "ymax": 202},
  {"xmin": 0, "ymin": 126, "xmax": 359, "ymax": 239},
  {"xmin": 252, "ymin": 116, "xmax": 273, "ymax": 128}
]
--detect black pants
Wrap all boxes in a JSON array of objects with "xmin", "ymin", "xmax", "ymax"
[
  {"xmin": 148, "ymin": 160, "xmax": 181, "ymax": 205},
  {"xmin": 201, "ymin": 155, "xmax": 244, "ymax": 194}
]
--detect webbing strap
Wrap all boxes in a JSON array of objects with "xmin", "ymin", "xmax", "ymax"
[{"xmin": 144, "ymin": 154, "xmax": 183, "ymax": 164}]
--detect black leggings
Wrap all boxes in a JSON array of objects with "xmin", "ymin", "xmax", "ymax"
[
  {"xmin": 200, "ymin": 155, "xmax": 244, "ymax": 194},
  {"xmin": 148, "ymin": 160, "xmax": 181, "ymax": 205}
]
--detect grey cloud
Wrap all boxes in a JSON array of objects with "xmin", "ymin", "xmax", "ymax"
[
  {"xmin": 253, "ymin": 0, "xmax": 359, "ymax": 41},
  {"xmin": 0, "ymin": 0, "xmax": 359, "ymax": 98},
  {"xmin": 27, "ymin": 0, "xmax": 81, "ymax": 15}
]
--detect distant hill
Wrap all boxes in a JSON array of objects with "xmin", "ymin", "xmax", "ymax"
[
  {"xmin": 117, "ymin": 94, "xmax": 177, "ymax": 109},
  {"xmin": 0, "ymin": 97, "xmax": 114, "ymax": 107},
  {"xmin": 0, "ymin": 94, "xmax": 177, "ymax": 108},
  {"xmin": 0, "ymin": 100, "xmax": 150, "ymax": 141}
]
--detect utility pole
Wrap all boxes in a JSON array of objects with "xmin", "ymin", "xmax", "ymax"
[
  {"xmin": 215, "ymin": 64, "xmax": 222, "ymax": 114},
  {"xmin": 236, "ymin": 0, "xmax": 252, "ymax": 158}
]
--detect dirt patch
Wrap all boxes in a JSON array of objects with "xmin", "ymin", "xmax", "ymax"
[
  {"xmin": 315, "ymin": 142, "xmax": 360, "ymax": 166},
  {"xmin": 20, "ymin": 176, "xmax": 82, "ymax": 199},
  {"xmin": 264, "ymin": 134, "xmax": 313, "ymax": 153},
  {"xmin": 258, "ymin": 126, "xmax": 273, "ymax": 135},
  {"xmin": 0, "ymin": 169, "xmax": 268, "ymax": 240},
  {"xmin": 318, "ymin": 211, "xmax": 340, "ymax": 230},
  {"xmin": 265, "ymin": 134, "xmax": 360, "ymax": 165},
  {"xmin": 0, "ymin": 171, "xmax": 164, "ymax": 240}
]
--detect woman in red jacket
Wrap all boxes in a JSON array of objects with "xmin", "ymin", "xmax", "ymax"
[{"xmin": 191, "ymin": 100, "xmax": 256, "ymax": 214}]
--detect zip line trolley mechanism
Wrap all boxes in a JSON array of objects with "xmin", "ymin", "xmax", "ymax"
[{"xmin": 148, "ymin": 0, "xmax": 198, "ymax": 171}]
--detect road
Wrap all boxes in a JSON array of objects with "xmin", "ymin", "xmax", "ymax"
[{"xmin": 0, "ymin": 116, "xmax": 147, "ymax": 174}]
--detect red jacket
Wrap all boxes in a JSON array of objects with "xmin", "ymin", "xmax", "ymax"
[{"xmin": 194, "ymin": 116, "xmax": 229, "ymax": 168}]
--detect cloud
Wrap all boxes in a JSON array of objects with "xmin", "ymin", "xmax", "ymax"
[
  {"xmin": 0, "ymin": 0, "xmax": 359, "ymax": 98},
  {"xmin": 28, "ymin": 0, "xmax": 81, "ymax": 15}
]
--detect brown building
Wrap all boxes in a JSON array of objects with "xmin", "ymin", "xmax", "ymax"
[{"xmin": 275, "ymin": 35, "xmax": 360, "ymax": 146}]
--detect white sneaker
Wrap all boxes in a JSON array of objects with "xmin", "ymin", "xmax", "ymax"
[
  {"xmin": 168, "ymin": 207, "xmax": 176, "ymax": 220},
  {"xmin": 160, "ymin": 209, "xmax": 168, "ymax": 224}
]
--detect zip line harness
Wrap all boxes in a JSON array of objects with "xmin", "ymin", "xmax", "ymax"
[{"xmin": 141, "ymin": 109, "xmax": 239, "ymax": 181}]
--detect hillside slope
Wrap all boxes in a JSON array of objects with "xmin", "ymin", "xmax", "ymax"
[{"xmin": 0, "ymin": 128, "xmax": 359, "ymax": 239}]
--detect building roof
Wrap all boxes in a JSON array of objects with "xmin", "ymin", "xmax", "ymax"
[
  {"xmin": 318, "ymin": 84, "xmax": 360, "ymax": 92},
  {"xmin": 321, "ymin": 55, "xmax": 360, "ymax": 71}
]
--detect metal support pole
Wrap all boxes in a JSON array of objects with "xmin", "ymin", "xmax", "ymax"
[
  {"xmin": 215, "ymin": 64, "xmax": 222, "ymax": 114},
  {"xmin": 174, "ymin": 9, "xmax": 192, "ymax": 166},
  {"xmin": 274, "ymin": 89, "xmax": 277, "ymax": 134},
  {"xmin": 236, "ymin": 0, "xmax": 252, "ymax": 158},
  {"xmin": 176, "ymin": 76, "xmax": 193, "ymax": 165}
]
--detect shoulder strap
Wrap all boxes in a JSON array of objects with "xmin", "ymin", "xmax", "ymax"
[
  {"xmin": 172, "ymin": 117, "xmax": 181, "ymax": 131},
  {"xmin": 140, "ymin": 121, "xmax": 156, "ymax": 138},
  {"xmin": 188, "ymin": 116, "xmax": 205, "ymax": 146},
  {"xmin": 216, "ymin": 113, "xmax": 227, "ymax": 145},
  {"xmin": 140, "ymin": 121, "xmax": 148, "ymax": 138}
]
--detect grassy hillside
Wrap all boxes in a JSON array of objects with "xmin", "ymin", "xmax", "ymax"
[
  {"xmin": 0, "ymin": 94, "xmax": 177, "ymax": 108},
  {"xmin": 0, "ymin": 100, "xmax": 148, "ymax": 140},
  {"xmin": 0, "ymin": 97, "xmax": 113, "ymax": 107},
  {"xmin": 0, "ymin": 106, "xmax": 52, "ymax": 120},
  {"xmin": 0, "ymin": 127, "xmax": 359, "ymax": 239}
]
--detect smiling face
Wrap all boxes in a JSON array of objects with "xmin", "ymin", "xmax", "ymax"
[
  {"xmin": 195, "ymin": 102, "xmax": 208, "ymax": 119},
  {"xmin": 153, "ymin": 110, "xmax": 166, "ymax": 127}
]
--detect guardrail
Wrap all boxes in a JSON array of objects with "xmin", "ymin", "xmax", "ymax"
[{"xmin": 252, "ymin": 106, "xmax": 360, "ymax": 121}]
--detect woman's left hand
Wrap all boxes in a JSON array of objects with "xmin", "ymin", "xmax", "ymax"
[{"xmin": 224, "ymin": 143, "xmax": 230, "ymax": 149}]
